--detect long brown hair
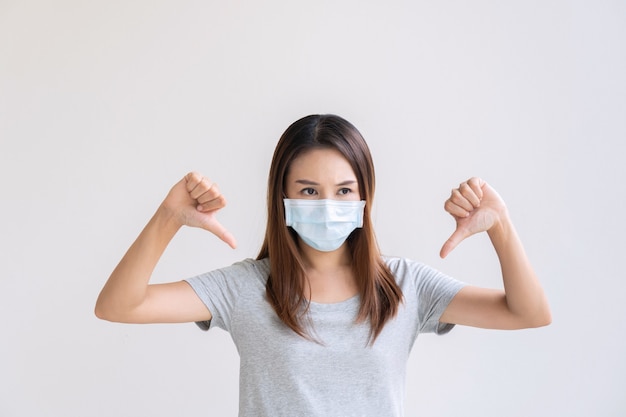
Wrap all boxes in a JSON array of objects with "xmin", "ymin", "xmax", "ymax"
[{"xmin": 257, "ymin": 114, "xmax": 403, "ymax": 343}]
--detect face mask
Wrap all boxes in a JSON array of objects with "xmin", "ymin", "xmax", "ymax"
[{"xmin": 283, "ymin": 199, "xmax": 366, "ymax": 252}]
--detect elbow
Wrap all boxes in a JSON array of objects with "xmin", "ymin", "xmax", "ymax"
[
  {"xmin": 523, "ymin": 307, "xmax": 552, "ymax": 329},
  {"xmin": 534, "ymin": 299, "xmax": 553, "ymax": 327},
  {"xmin": 94, "ymin": 300, "xmax": 114, "ymax": 322},
  {"xmin": 94, "ymin": 294, "xmax": 143, "ymax": 323},
  {"xmin": 94, "ymin": 296, "xmax": 124, "ymax": 323},
  {"xmin": 527, "ymin": 316, "xmax": 551, "ymax": 329},
  {"xmin": 95, "ymin": 288, "xmax": 113, "ymax": 321},
  {"xmin": 505, "ymin": 302, "xmax": 552, "ymax": 329},
  {"xmin": 94, "ymin": 304, "xmax": 128, "ymax": 323},
  {"xmin": 535, "ymin": 310, "xmax": 552, "ymax": 328},
  {"xmin": 507, "ymin": 293, "xmax": 552, "ymax": 329}
]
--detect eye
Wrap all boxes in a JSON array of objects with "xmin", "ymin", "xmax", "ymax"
[
  {"xmin": 338, "ymin": 188, "xmax": 352, "ymax": 196},
  {"xmin": 301, "ymin": 187, "xmax": 317, "ymax": 196}
]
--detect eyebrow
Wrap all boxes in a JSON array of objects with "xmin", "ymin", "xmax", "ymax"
[{"xmin": 295, "ymin": 179, "xmax": 357, "ymax": 186}]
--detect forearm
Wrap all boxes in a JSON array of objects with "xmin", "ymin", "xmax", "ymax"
[
  {"xmin": 95, "ymin": 206, "xmax": 181, "ymax": 320},
  {"xmin": 488, "ymin": 213, "xmax": 551, "ymax": 327}
]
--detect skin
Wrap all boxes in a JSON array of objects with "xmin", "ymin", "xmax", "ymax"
[
  {"xmin": 438, "ymin": 178, "xmax": 552, "ymax": 328},
  {"xmin": 95, "ymin": 148, "xmax": 551, "ymax": 329}
]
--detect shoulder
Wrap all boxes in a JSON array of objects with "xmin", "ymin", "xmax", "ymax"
[
  {"xmin": 228, "ymin": 257, "xmax": 271, "ymax": 279},
  {"xmin": 382, "ymin": 256, "xmax": 432, "ymax": 279},
  {"xmin": 382, "ymin": 255, "xmax": 465, "ymax": 295},
  {"xmin": 216, "ymin": 257, "xmax": 269, "ymax": 277},
  {"xmin": 186, "ymin": 258, "xmax": 270, "ymax": 291}
]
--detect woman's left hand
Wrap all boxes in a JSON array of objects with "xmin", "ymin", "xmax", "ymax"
[{"xmin": 440, "ymin": 177, "xmax": 508, "ymax": 258}]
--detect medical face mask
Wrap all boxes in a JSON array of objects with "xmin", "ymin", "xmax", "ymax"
[{"xmin": 283, "ymin": 199, "xmax": 366, "ymax": 252}]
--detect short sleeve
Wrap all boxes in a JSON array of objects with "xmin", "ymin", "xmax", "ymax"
[
  {"xmin": 184, "ymin": 258, "xmax": 269, "ymax": 332},
  {"xmin": 415, "ymin": 266, "xmax": 465, "ymax": 334},
  {"xmin": 386, "ymin": 257, "xmax": 466, "ymax": 335}
]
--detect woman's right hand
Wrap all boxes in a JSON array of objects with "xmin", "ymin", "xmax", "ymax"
[
  {"xmin": 161, "ymin": 172, "xmax": 237, "ymax": 249},
  {"xmin": 95, "ymin": 171, "xmax": 230, "ymax": 323}
]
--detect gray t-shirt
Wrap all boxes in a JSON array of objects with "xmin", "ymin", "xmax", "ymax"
[{"xmin": 185, "ymin": 257, "xmax": 465, "ymax": 417}]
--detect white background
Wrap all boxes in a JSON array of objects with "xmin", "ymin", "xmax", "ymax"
[{"xmin": 1, "ymin": 1, "xmax": 624, "ymax": 416}]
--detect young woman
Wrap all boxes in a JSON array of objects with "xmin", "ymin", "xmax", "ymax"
[{"xmin": 95, "ymin": 114, "xmax": 551, "ymax": 416}]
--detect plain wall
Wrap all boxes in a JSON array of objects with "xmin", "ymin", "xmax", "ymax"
[{"xmin": 1, "ymin": 1, "xmax": 624, "ymax": 416}]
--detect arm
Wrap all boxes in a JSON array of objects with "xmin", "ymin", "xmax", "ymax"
[
  {"xmin": 438, "ymin": 178, "xmax": 551, "ymax": 330},
  {"xmin": 94, "ymin": 172, "xmax": 237, "ymax": 324}
]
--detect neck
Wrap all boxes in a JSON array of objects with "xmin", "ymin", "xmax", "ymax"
[
  {"xmin": 298, "ymin": 240, "xmax": 358, "ymax": 303},
  {"xmin": 299, "ymin": 241, "xmax": 352, "ymax": 272}
]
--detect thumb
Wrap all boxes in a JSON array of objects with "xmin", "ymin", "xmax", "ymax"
[
  {"xmin": 197, "ymin": 216, "xmax": 238, "ymax": 249},
  {"xmin": 217, "ymin": 229, "xmax": 238, "ymax": 249},
  {"xmin": 439, "ymin": 226, "xmax": 469, "ymax": 259}
]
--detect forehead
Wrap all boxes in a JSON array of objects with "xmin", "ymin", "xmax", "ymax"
[{"xmin": 287, "ymin": 148, "xmax": 356, "ymax": 181}]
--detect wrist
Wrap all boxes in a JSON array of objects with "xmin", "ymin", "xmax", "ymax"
[
  {"xmin": 154, "ymin": 205, "xmax": 184, "ymax": 234},
  {"xmin": 487, "ymin": 209, "xmax": 513, "ymax": 244}
]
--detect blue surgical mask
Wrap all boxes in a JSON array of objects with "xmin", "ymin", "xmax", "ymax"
[{"xmin": 283, "ymin": 199, "xmax": 366, "ymax": 252}]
